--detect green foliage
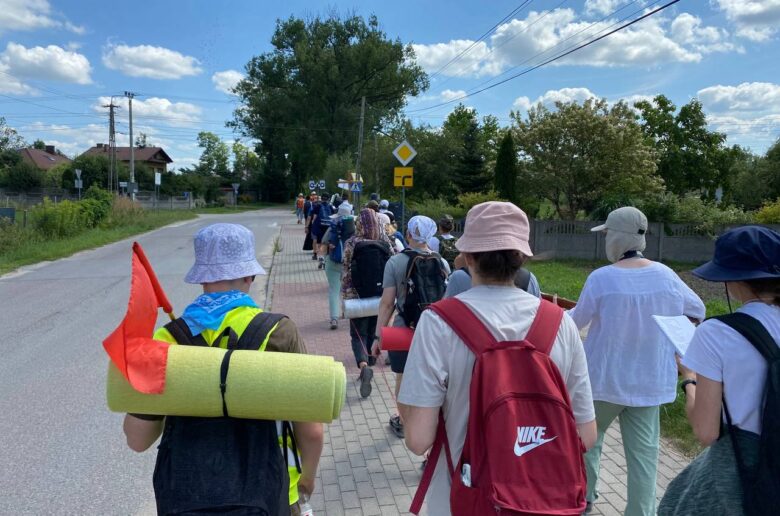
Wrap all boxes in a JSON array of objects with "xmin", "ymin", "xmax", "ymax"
[
  {"xmin": 230, "ymin": 13, "xmax": 429, "ymax": 201},
  {"xmin": 197, "ymin": 132, "xmax": 231, "ymax": 179},
  {"xmin": 32, "ymin": 140, "xmax": 46, "ymax": 150},
  {"xmin": 445, "ymin": 105, "xmax": 490, "ymax": 194},
  {"xmin": 756, "ymin": 199, "xmax": 780, "ymax": 224},
  {"xmin": 44, "ymin": 163, "xmax": 67, "ymax": 189},
  {"xmin": 513, "ymin": 99, "xmax": 660, "ymax": 219},
  {"xmin": 0, "ymin": 117, "xmax": 25, "ymax": 152},
  {"xmin": 0, "ymin": 217, "xmax": 39, "ymax": 255},
  {"xmin": 62, "ymin": 154, "xmax": 110, "ymax": 190},
  {"xmin": 108, "ymin": 196, "xmax": 144, "ymax": 227},
  {"xmin": 408, "ymin": 197, "xmax": 467, "ymax": 221},
  {"xmin": 3, "ymin": 161, "xmax": 44, "ymax": 190},
  {"xmin": 30, "ymin": 199, "xmax": 86, "ymax": 238},
  {"xmin": 457, "ymin": 190, "xmax": 505, "ymax": 212},
  {"xmin": 83, "ymin": 185, "xmax": 114, "ymax": 224},
  {"xmin": 494, "ymin": 132, "xmax": 517, "ymax": 203}
]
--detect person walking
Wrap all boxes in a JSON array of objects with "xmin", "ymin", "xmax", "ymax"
[
  {"xmin": 660, "ymin": 225, "xmax": 780, "ymax": 515},
  {"xmin": 310, "ymin": 193, "xmax": 333, "ymax": 269},
  {"xmin": 322, "ymin": 202, "xmax": 354, "ymax": 330},
  {"xmin": 295, "ymin": 194, "xmax": 305, "ymax": 224},
  {"xmin": 568, "ymin": 207, "xmax": 706, "ymax": 516},
  {"xmin": 397, "ymin": 202, "xmax": 596, "ymax": 516},
  {"xmin": 122, "ymin": 223, "xmax": 324, "ymax": 516},
  {"xmin": 341, "ymin": 208, "xmax": 395, "ymax": 397}
]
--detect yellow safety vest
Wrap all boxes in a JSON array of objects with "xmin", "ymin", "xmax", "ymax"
[{"xmin": 154, "ymin": 306, "xmax": 302, "ymax": 505}]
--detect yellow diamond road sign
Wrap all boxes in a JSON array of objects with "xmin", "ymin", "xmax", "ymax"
[{"xmin": 393, "ymin": 140, "xmax": 417, "ymax": 166}]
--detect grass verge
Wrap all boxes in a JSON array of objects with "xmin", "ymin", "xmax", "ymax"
[
  {"xmin": 525, "ymin": 258, "xmax": 730, "ymax": 457},
  {"xmin": 0, "ymin": 210, "xmax": 196, "ymax": 275},
  {"xmin": 193, "ymin": 202, "xmax": 278, "ymax": 214}
]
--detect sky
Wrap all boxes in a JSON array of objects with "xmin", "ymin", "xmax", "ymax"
[{"xmin": 1, "ymin": 0, "xmax": 779, "ymax": 169}]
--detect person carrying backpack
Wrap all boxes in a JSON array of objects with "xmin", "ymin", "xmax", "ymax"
[
  {"xmin": 322, "ymin": 202, "xmax": 355, "ymax": 330},
  {"xmin": 295, "ymin": 193, "xmax": 305, "ymax": 224},
  {"xmin": 429, "ymin": 214, "xmax": 458, "ymax": 269},
  {"xmin": 312, "ymin": 193, "xmax": 333, "ymax": 270},
  {"xmin": 397, "ymin": 202, "xmax": 596, "ymax": 516},
  {"xmin": 376, "ymin": 215, "xmax": 450, "ymax": 438},
  {"xmin": 660, "ymin": 226, "xmax": 780, "ymax": 516},
  {"xmin": 341, "ymin": 208, "xmax": 395, "ymax": 398},
  {"xmin": 122, "ymin": 223, "xmax": 324, "ymax": 516}
]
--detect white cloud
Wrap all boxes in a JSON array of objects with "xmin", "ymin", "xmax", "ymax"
[
  {"xmin": 411, "ymin": 40, "xmax": 502, "ymax": 78},
  {"xmin": 440, "ymin": 89, "xmax": 467, "ymax": 101},
  {"xmin": 0, "ymin": 42, "xmax": 92, "ymax": 92},
  {"xmin": 0, "ymin": 0, "xmax": 85, "ymax": 35},
  {"xmin": 584, "ymin": 0, "xmax": 630, "ymax": 17},
  {"xmin": 513, "ymin": 87, "xmax": 600, "ymax": 111},
  {"xmin": 102, "ymin": 44, "xmax": 202, "ymax": 79},
  {"xmin": 211, "ymin": 70, "xmax": 243, "ymax": 94},
  {"xmin": 698, "ymin": 82, "xmax": 780, "ymax": 113},
  {"xmin": 714, "ymin": 0, "xmax": 780, "ymax": 42},
  {"xmin": 414, "ymin": 9, "xmax": 738, "ymax": 79},
  {"xmin": 94, "ymin": 96, "xmax": 202, "ymax": 127}
]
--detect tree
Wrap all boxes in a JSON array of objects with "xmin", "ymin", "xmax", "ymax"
[
  {"xmin": 762, "ymin": 137, "xmax": 780, "ymax": 201},
  {"xmin": 33, "ymin": 139, "xmax": 46, "ymax": 150},
  {"xmin": 494, "ymin": 132, "xmax": 517, "ymax": 204},
  {"xmin": 135, "ymin": 132, "xmax": 148, "ymax": 148},
  {"xmin": 230, "ymin": 13, "xmax": 429, "ymax": 201},
  {"xmin": 635, "ymin": 95, "xmax": 730, "ymax": 198},
  {"xmin": 513, "ymin": 99, "xmax": 660, "ymax": 219},
  {"xmin": 3, "ymin": 161, "xmax": 44, "ymax": 191},
  {"xmin": 444, "ymin": 105, "xmax": 490, "ymax": 194},
  {"xmin": 196, "ymin": 132, "xmax": 231, "ymax": 179},
  {"xmin": 0, "ymin": 117, "xmax": 25, "ymax": 153},
  {"xmin": 61, "ymin": 154, "xmax": 110, "ymax": 190}
]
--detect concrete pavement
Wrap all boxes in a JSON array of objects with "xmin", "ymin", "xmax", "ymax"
[{"xmin": 267, "ymin": 222, "xmax": 692, "ymax": 516}]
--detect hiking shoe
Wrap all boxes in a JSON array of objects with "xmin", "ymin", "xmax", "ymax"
[
  {"xmin": 583, "ymin": 501, "xmax": 593, "ymax": 514},
  {"xmin": 311, "ymin": 254, "xmax": 318, "ymax": 260},
  {"xmin": 329, "ymin": 319, "xmax": 338, "ymax": 330},
  {"xmin": 389, "ymin": 415, "xmax": 404, "ymax": 438},
  {"xmin": 359, "ymin": 367, "xmax": 373, "ymax": 398}
]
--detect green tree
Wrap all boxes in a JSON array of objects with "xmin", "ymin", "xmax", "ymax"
[
  {"xmin": 513, "ymin": 99, "xmax": 660, "ymax": 219},
  {"xmin": 4, "ymin": 161, "xmax": 44, "ymax": 191},
  {"xmin": 135, "ymin": 132, "xmax": 148, "ymax": 148},
  {"xmin": 635, "ymin": 95, "xmax": 730, "ymax": 198},
  {"xmin": 33, "ymin": 139, "xmax": 46, "ymax": 150},
  {"xmin": 444, "ymin": 105, "xmax": 490, "ymax": 194},
  {"xmin": 230, "ymin": 13, "xmax": 429, "ymax": 201},
  {"xmin": 494, "ymin": 132, "xmax": 517, "ymax": 204},
  {"xmin": 0, "ymin": 117, "xmax": 25, "ymax": 152},
  {"xmin": 762, "ymin": 137, "xmax": 780, "ymax": 201},
  {"xmin": 61, "ymin": 154, "xmax": 110, "ymax": 190},
  {"xmin": 197, "ymin": 132, "xmax": 231, "ymax": 179}
]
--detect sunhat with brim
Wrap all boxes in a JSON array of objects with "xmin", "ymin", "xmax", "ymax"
[
  {"xmin": 185, "ymin": 223, "xmax": 266, "ymax": 284},
  {"xmin": 591, "ymin": 206, "xmax": 648, "ymax": 235},
  {"xmin": 456, "ymin": 201, "xmax": 533, "ymax": 257},
  {"xmin": 692, "ymin": 225, "xmax": 780, "ymax": 282}
]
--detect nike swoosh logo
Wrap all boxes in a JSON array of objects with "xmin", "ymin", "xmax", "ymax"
[{"xmin": 514, "ymin": 437, "xmax": 557, "ymax": 457}]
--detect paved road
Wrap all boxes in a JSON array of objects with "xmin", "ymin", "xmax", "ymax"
[{"xmin": 0, "ymin": 209, "xmax": 288, "ymax": 516}]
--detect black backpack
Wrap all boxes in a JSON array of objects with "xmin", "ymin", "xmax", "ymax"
[
  {"xmin": 714, "ymin": 312, "xmax": 780, "ymax": 516},
  {"xmin": 400, "ymin": 249, "xmax": 447, "ymax": 328},
  {"xmin": 350, "ymin": 240, "xmax": 392, "ymax": 298},
  {"xmin": 153, "ymin": 312, "xmax": 294, "ymax": 516}
]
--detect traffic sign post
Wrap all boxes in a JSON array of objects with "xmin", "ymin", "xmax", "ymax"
[
  {"xmin": 74, "ymin": 169, "xmax": 82, "ymax": 200},
  {"xmin": 318, "ymin": 179, "xmax": 326, "ymax": 190},
  {"xmin": 232, "ymin": 183, "xmax": 240, "ymax": 209},
  {"xmin": 392, "ymin": 142, "xmax": 416, "ymax": 231},
  {"xmin": 351, "ymin": 181, "xmax": 363, "ymax": 208},
  {"xmin": 308, "ymin": 180, "xmax": 316, "ymax": 191},
  {"xmin": 154, "ymin": 172, "xmax": 161, "ymax": 210}
]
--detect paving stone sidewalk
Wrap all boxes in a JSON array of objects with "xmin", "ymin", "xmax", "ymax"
[{"xmin": 266, "ymin": 223, "xmax": 691, "ymax": 516}]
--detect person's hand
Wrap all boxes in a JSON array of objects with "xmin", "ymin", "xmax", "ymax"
[
  {"xmin": 676, "ymin": 355, "xmax": 695, "ymax": 379},
  {"xmin": 372, "ymin": 335, "xmax": 382, "ymax": 356},
  {"xmin": 298, "ymin": 474, "xmax": 315, "ymax": 498}
]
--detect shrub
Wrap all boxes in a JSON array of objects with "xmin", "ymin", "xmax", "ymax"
[
  {"xmin": 457, "ymin": 190, "xmax": 506, "ymax": 213},
  {"xmin": 107, "ymin": 196, "xmax": 144, "ymax": 227},
  {"xmin": 30, "ymin": 198, "xmax": 86, "ymax": 238},
  {"xmin": 755, "ymin": 199, "xmax": 780, "ymax": 224},
  {"xmin": 83, "ymin": 185, "xmax": 113, "ymax": 224},
  {"xmin": 408, "ymin": 197, "xmax": 466, "ymax": 222},
  {"xmin": 0, "ymin": 217, "xmax": 38, "ymax": 254}
]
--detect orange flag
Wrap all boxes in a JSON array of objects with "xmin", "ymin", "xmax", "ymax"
[{"xmin": 103, "ymin": 242, "xmax": 172, "ymax": 394}]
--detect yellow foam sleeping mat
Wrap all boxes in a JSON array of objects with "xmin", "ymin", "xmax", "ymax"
[{"xmin": 107, "ymin": 346, "xmax": 346, "ymax": 423}]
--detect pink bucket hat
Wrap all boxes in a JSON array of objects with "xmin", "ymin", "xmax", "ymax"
[{"xmin": 456, "ymin": 201, "xmax": 533, "ymax": 257}]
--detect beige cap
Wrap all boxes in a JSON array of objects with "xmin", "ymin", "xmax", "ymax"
[{"xmin": 591, "ymin": 206, "xmax": 648, "ymax": 235}]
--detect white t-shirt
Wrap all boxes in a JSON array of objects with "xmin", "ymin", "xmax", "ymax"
[
  {"xmin": 683, "ymin": 303, "xmax": 780, "ymax": 435},
  {"xmin": 398, "ymin": 285, "xmax": 595, "ymax": 516},
  {"xmin": 568, "ymin": 262, "xmax": 705, "ymax": 406}
]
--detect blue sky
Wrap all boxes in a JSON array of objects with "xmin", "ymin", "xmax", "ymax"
[{"xmin": 1, "ymin": 0, "xmax": 779, "ymax": 168}]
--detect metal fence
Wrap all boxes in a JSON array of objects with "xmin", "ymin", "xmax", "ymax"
[{"xmin": 1, "ymin": 190, "xmax": 195, "ymax": 211}]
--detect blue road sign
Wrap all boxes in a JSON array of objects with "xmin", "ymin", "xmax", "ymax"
[
  {"xmin": 351, "ymin": 182, "xmax": 362, "ymax": 193},
  {"xmin": 308, "ymin": 180, "xmax": 316, "ymax": 191}
]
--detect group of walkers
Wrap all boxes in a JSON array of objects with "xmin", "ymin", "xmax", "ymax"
[{"xmin": 120, "ymin": 195, "xmax": 779, "ymax": 516}]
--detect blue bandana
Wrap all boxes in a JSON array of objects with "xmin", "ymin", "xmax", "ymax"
[{"xmin": 181, "ymin": 290, "xmax": 258, "ymax": 336}]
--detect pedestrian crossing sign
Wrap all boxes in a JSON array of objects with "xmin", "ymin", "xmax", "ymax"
[{"xmin": 351, "ymin": 182, "xmax": 362, "ymax": 193}]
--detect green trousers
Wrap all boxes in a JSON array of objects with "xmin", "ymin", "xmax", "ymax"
[{"xmin": 585, "ymin": 401, "xmax": 660, "ymax": 516}]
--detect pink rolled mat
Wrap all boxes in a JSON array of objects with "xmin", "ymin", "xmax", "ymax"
[{"xmin": 381, "ymin": 327, "xmax": 415, "ymax": 351}]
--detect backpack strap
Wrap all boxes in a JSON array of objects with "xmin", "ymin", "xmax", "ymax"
[
  {"xmin": 429, "ymin": 298, "xmax": 498, "ymax": 356},
  {"xmin": 410, "ymin": 411, "xmax": 454, "ymax": 514},
  {"xmin": 236, "ymin": 312, "xmax": 288, "ymax": 351},
  {"xmin": 163, "ymin": 318, "xmax": 209, "ymax": 347},
  {"xmin": 525, "ymin": 299, "xmax": 564, "ymax": 355}
]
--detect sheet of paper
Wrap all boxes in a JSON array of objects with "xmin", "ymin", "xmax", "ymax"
[{"xmin": 653, "ymin": 315, "xmax": 697, "ymax": 356}]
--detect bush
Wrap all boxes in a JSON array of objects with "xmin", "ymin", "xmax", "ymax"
[
  {"xmin": 408, "ymin": 197, "xmax": 466, "ymax": 222},
  {"xmin": 457, "ymin": 190, "xmax": 506, "ymax": 212},
  {"xmin": 107, "ymin": 196, "xmax": 144, "ymax": 227},
  {"xmin": 0, "ymin": 218, "xmax": 38, "ymax": 254},
  {"xmin": 30, "ymin": 198, "xmax": 87, "ymax": 238},
  {"xmin": 755, "ymin": 199, "xmax": 780, "ymax": 224},
  {"xmin": 83, "ymin": 185, "xmax": 113, "ymax": 224}
]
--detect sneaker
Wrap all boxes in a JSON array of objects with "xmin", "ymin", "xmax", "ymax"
[
  {"xmin": 389, "ymin": 415, "xmax": 404, "ymax": 438},
  {"xmin": 583, "ymin": 501, "xmax": 593, "ymax": 514},
  {"xmin": 312, "ymin": 254, "xmax": 318, "ymax": 260},
  {"xmin": 359, "ymin": 367, "xmax": 373, "ymax": 398},
  {"xmin": 367, "ymin": 356, "xmax": 377, "ymax": 367},
  {"xmin": 329, "ymin": 319, "xmax": 338, "ymax": 330}
]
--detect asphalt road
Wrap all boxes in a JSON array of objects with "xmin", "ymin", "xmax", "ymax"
[{"xmin": 0, "ymin": 208, "xmax": 289, "ymax": 515}]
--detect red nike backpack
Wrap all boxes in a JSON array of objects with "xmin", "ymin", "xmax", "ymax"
[{"xmin": 410, "ymin": 298, "xmax": 587, "ymax": 515}]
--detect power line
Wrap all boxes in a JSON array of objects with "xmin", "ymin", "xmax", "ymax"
[{"xmin": 406, "ymin": 0, "xmax": 681, "ymax": 114}]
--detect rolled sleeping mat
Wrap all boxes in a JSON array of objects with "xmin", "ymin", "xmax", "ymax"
[
  {"xmin": 343, "ymin": 297, "xmax": 381, "ymax": 319},
  {"xmin": 381, "ymin": 327, "xmax": 414, "ymax": 351},
  {"xmin": 107, "ymin": 347, "xmax": 346, "ymax": 423}
]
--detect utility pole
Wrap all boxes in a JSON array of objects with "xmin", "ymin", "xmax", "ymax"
[
  {"xmin": 103, "ymin": 98, "xmax": 119, "ymax": 193},
  {"xmin": 124, "ymin": 91, "xmax": 135, "ymax": 199},
  {"xmin": 373, "ymin": 131, "xmax": 379, "ymax": 198},
  {"xmin": 354, "ymin": 96, "xmax": 366, "ymax": 207}
]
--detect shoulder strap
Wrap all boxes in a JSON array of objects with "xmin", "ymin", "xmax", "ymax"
[
  {"xmin": 525, "ymin": 299, "xmax": 564, "ymax": 355},
  {"xmin": 429, "ymin": 298, "xmax": 498, "ymax": 356},
  {"xmin": 236, "ymin": 312, "xmax": 288, "ymax": 351},
  {"xmin": 713, "ymin": 312, "xmax": 780, "ymax": 362},
  {"xmin": 163, "ymin": 318, "xmax": 209, "ymax": 347},
  {"xmin": 410, "ymin": 411, "xmax": 454, "ymax": 514}
]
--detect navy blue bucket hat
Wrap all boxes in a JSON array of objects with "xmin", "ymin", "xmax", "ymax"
[{"xmin": 692, "ymin": 225, "xmax": 780, "ymax": 282}]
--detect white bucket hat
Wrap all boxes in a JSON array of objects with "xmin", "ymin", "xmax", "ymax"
[{"xmin": 184, "ymin": 223, "xmax": 266, "ymax": 284}]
